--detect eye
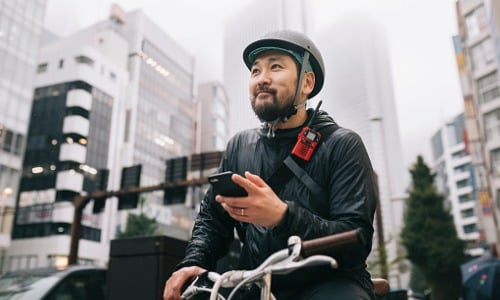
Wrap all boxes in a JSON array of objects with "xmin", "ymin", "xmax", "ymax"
[
  {"xmin": 251, "ymin": 67, "xmax": 260, "ymax": 76},
  {"xmin": 270, "ymin": 63, "xmax": 282, "ymax": 70}
]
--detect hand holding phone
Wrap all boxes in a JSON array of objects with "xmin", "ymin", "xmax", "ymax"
[{"xmin": 208, "ymin": 171, "xmax": 248, "ymax": 197}]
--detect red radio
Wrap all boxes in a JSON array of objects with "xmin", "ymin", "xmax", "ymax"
[
  {"xmin": 291, "ymin": 126, "xmax": 321, "ymax": 161},
  {"xmin": 291, "ymin": 100, "xmax": 324, "ymax": 161}
]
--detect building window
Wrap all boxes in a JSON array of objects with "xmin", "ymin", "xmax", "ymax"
[
  {"xmin": 66, "ymin": 106, "xmax": 89, "ymax": 119},
  {"xmin": 454, "ymin": 163, "xmax": 470, "ymax": 175},
  {"xmin": 470, "ymin": 38, "xmax": 496, "ymax": 72},
  {"xmin": 74, "ymin": 55, "xmax": 94, "ymax": 67},
  {"xmin": 431, "ymin": 130, "xmax": 444, "ymax": 159},
  {"xmin": 37, "ymin": 63, "xmax": 48, "ymax": 73},
  {"xmin": 465, "ymin": 4, "xmax": 488, "ymax": 40},
  {"xmin": 481, "ymin": 87, "xmax": 500, "ymax": 104},
  {"xmin": 484, "ymin": 109, "xmax": 500, "ymax": 142},
  {"xmin": 452, "ymin": 149, "xmax": 467, "ymax": 160},
  {"xmin": 13, "ymin": 133, "xmax": 24, "ymax": 155},
  {"xmin": 460, "ymin": 208, "xmax": 475, "ymax": 218},
  {"xmin": 2, "ymin": 129, "xmax": 13, "ymax": 152},
  {"xmin": 477, "ymin": 72, "xmax": 497, "ymax": 90},
  {"xmin": 124, "ymin": 109, "xmax": 131, "ymax": 142},
  {"xmin": 59, "ymin": 59, "xmax": 64, "ymax": 69},
  {"xmin": 490, "ymin": 148, "xmax": 500, "ymax": 176},
  {"xmin": 463, "ymin": 223, "xmax": 478, "ymax": 234},
  {"xmin": 459, "ymin": 193, "xmax": 474, "ymax": 203},
  {"xmin": 456, "ymin": 178, "xmax": 470, "ymax": 189}
]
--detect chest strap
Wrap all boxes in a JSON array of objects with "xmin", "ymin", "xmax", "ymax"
[{"xmin": 267, "ymin": 123, "xmax": 338, "ymax": 196}]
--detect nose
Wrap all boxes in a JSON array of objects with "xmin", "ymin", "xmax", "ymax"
[{"xmin": 254, "ymin": 69, "xmax": 271, "ymax": 86}]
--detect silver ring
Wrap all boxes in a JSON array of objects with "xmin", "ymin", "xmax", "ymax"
[{"xmin": 240, "ymin": 208, "xmax": 244, "ymax": 216}]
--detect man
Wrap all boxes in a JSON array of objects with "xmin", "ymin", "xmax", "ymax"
[{"xmin": 164, "ymin": 30, "xmax": 377, "ymax": 299}]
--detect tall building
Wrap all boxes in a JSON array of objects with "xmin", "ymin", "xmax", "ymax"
[
  {"xmin": 431, "ymin": 113, "xmax": 484, "ymax": 256},
  {"xmin": 454, "ymin": 0, "xmax": 500, "ymax": 251},
  {"xmin": 0, "ymin": 0, "xmax": 48, "ymax": 271},
  {"xmin": 318, "ymin": 15, "xmax": 408, "ymax": 287},
  {"xmin": 107, "ymin": 8, "xmax": 196, "ymax": 239},
  {"xmin": 8, "ymin": 23, "xmax": 129, "ymax": 271},
  {"xmin": 196, "ymin": 82, "xmax": 230, "ymax": 153},
  {"xmin": 7, "ymin": 6, "xmax": 196, "ymax": 270}
]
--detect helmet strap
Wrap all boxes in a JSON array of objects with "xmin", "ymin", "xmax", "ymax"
[
  {"xmin": 280, "ymin": 51, "xmax": 310, "ymax": 122},
  {"xmin": 265, "ymin": 51, "xmax": 311, "ymax": 138}
]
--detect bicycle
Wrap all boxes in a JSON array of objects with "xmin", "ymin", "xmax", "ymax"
[{"xmin": 181, "ymin": 229, "xmax": 389, "ymax": 300}]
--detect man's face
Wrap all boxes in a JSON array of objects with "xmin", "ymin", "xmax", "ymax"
[{"xmin": 249, "ymin": 51, "xmax": 299, "ymax": 122}]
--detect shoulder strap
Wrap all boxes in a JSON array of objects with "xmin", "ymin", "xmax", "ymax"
[{"xmin": 267, "ymin": 123, "xmax": 338, "ymax": 195}]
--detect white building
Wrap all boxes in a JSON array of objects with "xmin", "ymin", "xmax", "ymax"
[
  {"xmin": 7, "ymin": 24, "xmax": 129, "ymax": 270},
  {"xmin": 454, "ymin": 0, "xmax": 500, "ymax": 251},
  {"xmin": 7, "ymin": 6, "xmax": 197, "ymax": 270},
  {"xmin": 431, "ymin": 113, "xmax": 484, "ymax": 256}
]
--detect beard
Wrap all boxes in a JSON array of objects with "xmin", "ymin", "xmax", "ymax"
[{"xmin": 250, "ymin": 89, "xmax": 294, "ymax": 122}]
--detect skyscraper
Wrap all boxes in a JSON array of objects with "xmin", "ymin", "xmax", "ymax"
[
  {"xmin": 318, "ymin": 15, "xmax": 407, "ymax": 287},
  {"xmin": 196, "ymin": 82, "xmax": 230, "ymax": 153},
  {"xmin": 0, "ymin": 0, "xmax": 48, "ymax": 271}
]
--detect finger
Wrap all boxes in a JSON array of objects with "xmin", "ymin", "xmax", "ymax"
[
  {"xmin": 244, "ymin": 171, "xmax": 268, "ymax": 188},
  {"xmin": 231, "ymin": 172, "xmax": 258, "ymax": 191},
  {"xmin": 220, "ymin": 202, "xmax": 248, "ymax": 219}
]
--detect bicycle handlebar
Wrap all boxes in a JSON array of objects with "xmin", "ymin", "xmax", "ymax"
[
  {"xmin": 301, "ymin": 229, "xmax": 359, "ymax": 257},
  {"xmin": 183, "ymin": 229, "xmax": 362, "ymax": 300}
]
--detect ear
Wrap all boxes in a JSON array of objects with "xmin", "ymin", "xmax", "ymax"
[{"xmin": 301, "ymin": 72, "xmax": 315, "ymax": 97}]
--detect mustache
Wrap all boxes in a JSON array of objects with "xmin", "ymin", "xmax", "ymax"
[{"xmin": 254, "ymin": 87, "xmax": 276, "ymax": 96}]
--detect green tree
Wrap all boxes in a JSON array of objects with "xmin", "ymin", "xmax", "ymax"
[
  {"xmin": 401, "ymin": 156, "xmax": 467, "ymax": 300},
  {"xmin": 117, "ymin": 199, "xmax": 158, "ymax": 238},
  {"xmin": 408, "ymin": 264, "xmax": 429, "ymax": 296}
]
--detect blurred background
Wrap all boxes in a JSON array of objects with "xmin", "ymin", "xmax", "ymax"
[{"xmin": 0, "ymin": 0, "xmax": 499, "ymax": 298}]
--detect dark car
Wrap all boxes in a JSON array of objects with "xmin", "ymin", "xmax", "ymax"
[{"xmin": 0, "ymin": 265, "xmax": 106, "ymax": 300}]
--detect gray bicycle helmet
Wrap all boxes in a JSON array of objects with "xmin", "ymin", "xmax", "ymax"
[{"xmin": 243, "ymin": 30, "xmax": 325, "ymax": 99}]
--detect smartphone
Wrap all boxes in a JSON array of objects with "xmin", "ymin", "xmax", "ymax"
[{"xmin": 208, "ymin": 171, "xmax": 248, "ymax": 197}]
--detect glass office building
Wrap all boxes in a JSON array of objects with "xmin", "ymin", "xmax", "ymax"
[{"xmin": 0, "ymin": 0, "xmax": 47, "ymax": 271}]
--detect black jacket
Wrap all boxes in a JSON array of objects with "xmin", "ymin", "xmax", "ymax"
[{"xmin": 177, "ymin": 109, "xmax": 377, "ymax": 295}]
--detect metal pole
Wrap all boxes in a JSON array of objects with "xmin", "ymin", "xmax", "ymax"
[
  {"xmin": 68, "ymin": 195, "xmax": 87, "ymax": 265},
  {"xmin": 68, "ymin": 178, "xmax": 209, "ymax": 265},
  {"xmin": 374, "ymin": 173, "xmax": 388, "ymax": 279}
]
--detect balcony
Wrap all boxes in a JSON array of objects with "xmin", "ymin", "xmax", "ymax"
[
  {"xmin": 59, "ymin": 143, "xmax": 86, "ymax": 164},
  {"xmin": 62, "ymin": 115, "xmax": 89, "ymax": 137},
  {"xmin": 56, "ymin": 170, "xmax": 83, "ymax": 192},
  {"xmin": 67, "ymin": 89, "xmax": 92, "ymax": 111}
]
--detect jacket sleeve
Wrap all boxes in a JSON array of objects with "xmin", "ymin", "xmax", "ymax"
[
  {"xmin": 272, "ymin": 128, "xmax": 377, "ymax": 269},
  {"xmin": 175, "ymin": 162, "xmax": 237, "ymax": 271}
]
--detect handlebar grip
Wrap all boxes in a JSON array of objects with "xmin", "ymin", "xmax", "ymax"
[{"xmin": 301, "ymin": 229, "xmax": 359, "ymax": 258}]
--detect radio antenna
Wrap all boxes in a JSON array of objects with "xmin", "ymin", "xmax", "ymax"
[{"xmin": 307, "ymin": 100, "xmax": 322, "ymax": 127}]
